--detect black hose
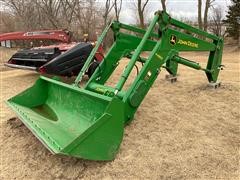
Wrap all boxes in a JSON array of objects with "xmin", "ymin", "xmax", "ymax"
[{"xmin": 134, "ymin": 64, "xmax": 139, "ymax": 75}]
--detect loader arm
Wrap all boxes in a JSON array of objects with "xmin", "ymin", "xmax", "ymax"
[{"xmin": 83, "ymin": 11, "xmax": 223, "ymax": 124}]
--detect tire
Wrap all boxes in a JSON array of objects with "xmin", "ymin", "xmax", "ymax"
[{"xmin": 88, "ymin": 61, "xmax": 100, "ymax": 78}]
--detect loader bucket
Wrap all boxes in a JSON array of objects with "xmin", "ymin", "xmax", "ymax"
[{"xmin": 7, "ymin": 76, "xmax": 124, "ymax": 160}]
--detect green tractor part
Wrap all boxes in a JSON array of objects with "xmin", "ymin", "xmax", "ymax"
[{"xmin": 7, "ymin": 11, "xmax": 223, "ymax": 160}]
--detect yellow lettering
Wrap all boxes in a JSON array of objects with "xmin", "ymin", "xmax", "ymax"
[
  {"xmin": 177, "ymin": 39, "xmax": 198, "ymax": 48},
  {"xmin": 155, "ymin": 53, "xmax": 163, "ymax": 60}
]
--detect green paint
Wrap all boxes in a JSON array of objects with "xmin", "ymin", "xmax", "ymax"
[
  {"xmin": 7, "ymin": 11, "xmax": 223, "ymax": 161},
  {"xmin": 32, "ymin": 104, "xmax": 58, "ymax": 122}
]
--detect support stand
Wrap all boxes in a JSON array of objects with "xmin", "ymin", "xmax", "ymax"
[
  {"xmin": 207, "ymin": 81, "xmax": 221, "ymax": 89},
  {"xmin": 165, "ymin": 74, "xmax": 177, "ymax": 83}
]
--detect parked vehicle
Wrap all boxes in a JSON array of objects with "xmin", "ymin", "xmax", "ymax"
[
  {"xmin": 2, "ymin": 29, "xmax": 104, "ymax": 77},
  {"xmin": 5, "ymin": 42, "xmax": 104, "ymax": 77}
]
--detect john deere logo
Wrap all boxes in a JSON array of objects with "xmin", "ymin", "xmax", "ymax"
[{"xmin": 170, "ymin": 35, "xmax": 177, "ymax": 45}]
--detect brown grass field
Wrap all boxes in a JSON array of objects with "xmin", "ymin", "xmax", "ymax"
[{"xmin": 0, "ymin": 45, "xmax": 239, "ymax": 179}]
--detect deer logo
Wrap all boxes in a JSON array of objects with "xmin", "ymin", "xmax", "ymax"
[{"xmin": 170, "ymin": 35, "xmax": 177, "ymax": 45}]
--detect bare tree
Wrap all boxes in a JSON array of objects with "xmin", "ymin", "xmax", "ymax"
[
  {"xmin": 198, "ymin": 0, "xmax": 203, "ymax": 29},
  {"xmin": 65, "ymin": 0, "xmax": 85, "ymax": 30},
  {"xmin": 0, "ymin": 11, "xmax": 16, "ymax": 32},
  {"xmin": 34, "ymin": 0, "xmax": 62, "ymax": 29},
  {"xmin": 1, "ymin": 0, "xmax": 102, "ymax": 41},
  {"xmin": 203, "ymin": 0, "xmax": 215, "ymax": 31},
  {"xmin": 198, "ymin": 0, "xmax": 215, "ymax": 31},
  {"xmin": 84, "ymin": 0, "xmax": 99, "ymax": 39},
  {"xmin": 103, "ymin": 0, "xmax": 114, "ymax": 28},
  {"xmin": 59, "ymin": 0, "xmax": 76, "ymax": 27},
  {"xmin": 137, "ymin": 0, "xmax": 150, "ymax": 28},
  {"xmin": 2, "ymin": 0, "xmax": 40, "ymax": 30},
  {"xmin": 160, "ymin": 0, "xmax": 166, "ymax": 11},
  {"xmin": 113, "ymin": 0, "xmax": 122, "ymax": 21},
  {"xmin": 54, "ymin": 0, "xmax": 101, "ymax": 40},
  {"xmin": 209, "ymin": 6, "xmax": 225, "ymax": 36}
]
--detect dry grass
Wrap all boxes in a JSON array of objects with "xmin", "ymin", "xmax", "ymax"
[
  {"xmin": 0, "ymin": 47, "xmax": 18, "ymax": 71},
  {"xmin": 0, "ymin": 45, "xmax": 239, "ymax": 179}
]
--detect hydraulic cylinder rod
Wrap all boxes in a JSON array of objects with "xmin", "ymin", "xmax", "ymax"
[
  {"xmin": 172, "ymin": 56, "xmax": 212, "ymax": 73},
  {"xmin": 114, "ymin": 13, "xmax": 159, "ymax": 93},
  {"xmin": 74, "ymin": 22, "xmax": 112, "ymax": 86},
  {"xmin": 172, "ymin": 56, "xmax": 201, "ymax": 70}
]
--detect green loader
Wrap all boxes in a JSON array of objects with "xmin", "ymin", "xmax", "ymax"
[{"xmin": 7, "ymin": 11, "xmax": 223, "ymax": 161}]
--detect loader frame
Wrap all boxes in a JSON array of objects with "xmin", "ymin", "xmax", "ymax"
[{"xmin": 75, "ymin": 11, "xmax": 223, "ymax": 124}]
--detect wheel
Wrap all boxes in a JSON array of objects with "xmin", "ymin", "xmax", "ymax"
[{"xmin": 88, "ymin": 61, "xmax": 100, "ymax": 78}]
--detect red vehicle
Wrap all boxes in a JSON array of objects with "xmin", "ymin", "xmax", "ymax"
[
  {"xmin": 0, "ymin": 29, "xmax": 71, "ymax": 45},
  {"xmin": 2, "ymin": 30, "xmax": 104, "ymax": 77}
]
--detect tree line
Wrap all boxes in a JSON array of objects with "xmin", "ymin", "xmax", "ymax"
[{"xmin": 0, "ymin": 0, "xmax": 239, "ymax": 41}]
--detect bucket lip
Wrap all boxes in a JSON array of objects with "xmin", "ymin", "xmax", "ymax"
[
  {"xmin": 6, "ymin": 100, "xmax": 60, "ymax": 154},
  {"xmin": 40, "ymin": 76, "xmax": 113, "ymax": 102}
]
